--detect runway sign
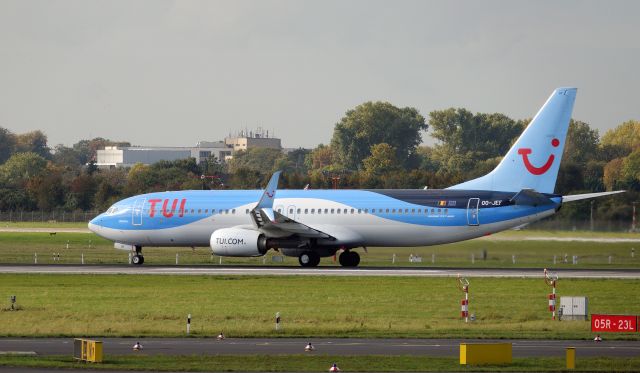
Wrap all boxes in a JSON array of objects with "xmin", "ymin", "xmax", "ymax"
[{"xmin": 591, "ymin": 314, "xmax": 637, "ymax": 332}]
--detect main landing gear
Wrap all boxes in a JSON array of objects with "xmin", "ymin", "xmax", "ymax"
[
  {"xmin": 298, "ymin": 251, "xmax": 320, "ymax": 267},
  {"xmin": 132, "ymin": 245, "xmax": 145, "ymax": 265},
  {"xmin": 339, "ymin": 250, "xmax": 360, "ymax": 267}
]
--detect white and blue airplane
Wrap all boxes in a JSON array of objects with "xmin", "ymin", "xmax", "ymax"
[{"xmin": 89, "ymin": 88, "xmax": 622, "ymax": 267}]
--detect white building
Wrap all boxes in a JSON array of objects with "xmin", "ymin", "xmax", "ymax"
[{"xmin": 96, "ymin": 141, "xmax": 232, "ymax": 168}]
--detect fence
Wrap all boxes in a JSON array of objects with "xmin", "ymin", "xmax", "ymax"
[{"xmin": 0, "ymin": 210, "xmax": 101, "ymax": 223}]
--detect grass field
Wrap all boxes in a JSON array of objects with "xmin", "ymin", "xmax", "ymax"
[
  {"xmin": 0, "ymin": 274, "xmax": 638, "ymax": 339},
  {"xmin": 1, "ymin": 354, "xmax": 640, "ymax": 372},
  {"xmin": 1, "ymin": 229, "xmax": 639, "ymax": 268}
]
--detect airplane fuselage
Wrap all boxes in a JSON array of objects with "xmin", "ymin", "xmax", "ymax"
[{"xmin": 89, "ymin": 189, "xmax": 561, "ymax": 248}]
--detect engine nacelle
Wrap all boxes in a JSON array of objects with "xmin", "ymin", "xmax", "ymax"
[{"xmin": 210, "ymin": 228, "xmax": 267, "ymax": 257}]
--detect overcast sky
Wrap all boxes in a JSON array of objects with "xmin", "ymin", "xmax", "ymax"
[{"xmin": 1, "ymin": 0, "xmax": 638, "ymax": 149}]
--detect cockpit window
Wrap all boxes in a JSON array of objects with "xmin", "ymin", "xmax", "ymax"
[{"xmin": 106, "ymin": 207, "xmax": 118, "ymax": 215}]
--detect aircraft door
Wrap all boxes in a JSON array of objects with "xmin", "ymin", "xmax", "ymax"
[
  {"xmin": 132, "ymin": 198, "xmax": 145, "ymax": 226},
  {"xmin": 466, "ymin": 198, "xmax": 480, "ymax": 226}
]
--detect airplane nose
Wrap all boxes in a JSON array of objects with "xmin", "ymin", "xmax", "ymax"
[{"xmin": 88, "ymin": 216, "xmax": 101, "ymax": 233}]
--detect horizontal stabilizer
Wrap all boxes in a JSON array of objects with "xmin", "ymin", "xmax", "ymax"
[
  {"xmin": 510, "ymin": 189, "xmax": 555, "ymax": 206},
  {"xmin": 562, "ymin": 190, "xmax": 625, "ymax": 203}
]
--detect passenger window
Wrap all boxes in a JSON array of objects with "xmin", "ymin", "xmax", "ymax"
[
  {"xmin": 444, "ymin": 208, "xmax": 448, "ymax": 214},
  {"xmin": 232, "ymin": 209, "xmax": 236, "ymax": 214},
  {"xmin": 190, "ymin": 209, "xmax": 194, "ymax": 214},
  {"xmin": 289, "ymin": 209, "xmax": 293, "ymax": 214},
  {"xmin": 311, "ymin": 209, "xmax": 315, "ymax": 214},
  {"xmin": 297, "ymin": 209, "xmax": 301, "ymax": 214},
  {"xmin": 437, "ymin": 208, "xmax": 442, "ymax": 214},
  {"xmin": 364, "ymin": 209, "xmax": 368, "ymax": 213},
  {"xmin": 318, "ymin": 209, "xmax": 322, "ymax": 214},
  {"xmin": 406, "ymin": 209, "xmax": 409, "ymax": 213},
  {"xmin": 245, "ymin": 209, "xmax": 249, "ymax": 214},
  {"xmin": 277, "ymin": 208, "xmax": 282, "ymax": 213},
  {"xmin": 392, "ymin": 209, "xmax": 396, "ymax": 213},
  {"xmin": 386, "ymin": 208, "xmax": 390, "ymax": 213},
  {"xmin": 337, "ymin": 209, "xmax": 341, "ymax": 214},
  {"xmin": 304, "ymin": 208, "xmax": 308, "ymax": 214},
  {"xmin": 331, "ymin": 209, "xmax": 335, "ymax": 214},
  {"xmin": 372, "ymin": 209, "xmax": 375, "ymax": 213},
  {"xmin": 358, "ymin": 209, "xmax": 362, "ymax": 213},
  {"xmin": 324, "ymin": 208, "xmax": 328, "ymax": 213},
  {"xmin": 198, "ymin": 209, "xmax": 202, "ymax": 214}
]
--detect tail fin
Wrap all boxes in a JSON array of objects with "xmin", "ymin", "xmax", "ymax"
[{"xmin": 448, "ymin": 87, "xmax": 577, "ymax": 193}]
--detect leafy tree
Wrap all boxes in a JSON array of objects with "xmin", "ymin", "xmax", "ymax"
[
  {"xmin": 52, "ymin": 144, "xmax": 83, "ymax": 168},
  {"xmin": 331, "ymin": 101, "xmax": 427, "ymax": 170},
  {"xmin": 15, "ymin": 130, "xmax": 50, "ymax": 159},
  {"xmin": 563, "ymin": 120, "xmax": 599, "ymax": 165},
  {"xmin": 228, "ymin": 148, "xmax": 283, "ymax": 174},
  {"xmin": 306, "ymin": 144, "xmax": 335, "ymax": 171},
  {"xmin": 601, "ymin": 120, "xmax": 640, "ymax": 152},
  {"xmin": 0, "ymin": 127, "xmax": 16, "ymax": 164},
  {"xmin": 429, "ymin": 109, "xmax": 524, "ymax": 160},
  {"xmin": 603, "ymin": 158, "xmax": 625, "ymax": 191},
  {"xmin": 0, "ymin": 152, "xmax": 47, "ymax": 182},
  {"xmin": 363, "ymin": 143, "xmax": 401, "ymax": 176}
]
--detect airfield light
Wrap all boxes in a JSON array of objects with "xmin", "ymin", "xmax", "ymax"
[
  {"xmin": 10, "ymin": 295, "xmax": 16, "ymax": 311},
  {"xmin": 275, "ymin": 312, "xmax": 281, "ymax": 331},
  {"xmin": 544, "ymin": 268, "xmax": 559, "ymax": 320},
  {"xmin": 187, "ymin": 314, "xmax": 191, "ymax": 335}
]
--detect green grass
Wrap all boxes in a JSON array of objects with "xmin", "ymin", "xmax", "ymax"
[
  {"xmin": 0, "ymin": 221, "xmax": 90, "ymax": 229},
  {"xmin": 1, "ymin": 354, "xmax": 639, "ymax": 372},
  {"xmin": 1, "ymin": 274, "xmax": 638, "ymax": 339},
  {"xmin": 1, "ymin": 230, "xmax": 640, "ymax": 268}
]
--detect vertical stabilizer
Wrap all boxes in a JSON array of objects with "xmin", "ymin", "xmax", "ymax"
[{"xmin": 448, "ymin": 88, "xmax": 577, "ymax": 193}]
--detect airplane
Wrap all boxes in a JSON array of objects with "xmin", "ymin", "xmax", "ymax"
[{"xmin": 89, "ymin": 88, "xmax": 623, "ymax": 267}]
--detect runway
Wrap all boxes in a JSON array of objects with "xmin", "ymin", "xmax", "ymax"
[
  {"xmin": 1, "ymin": 337, "xmax": 639, "ymax": 358},
  {"xmin": 1, "ymin": 264, "xmax": 639, "ymax": 278}
]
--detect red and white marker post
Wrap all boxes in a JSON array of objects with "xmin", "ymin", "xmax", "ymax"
[
  {"xmin": 457, "ymin": 275, "xmax": 470, "ymax": 323},
  {"xmin": 544, "ymin": 268, "xmax": 558, "ymax": 320}
]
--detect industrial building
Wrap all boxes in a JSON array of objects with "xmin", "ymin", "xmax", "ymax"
[
  {"xmin": 96, "ymin": 141, "xmax": 231, "ymax": 168},
  {"xmin": 96, "ymin": 129, "xmax": 282, "ymax": 168}
]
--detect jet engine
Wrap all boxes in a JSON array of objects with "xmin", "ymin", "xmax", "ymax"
[
  {"xmin": 210, "ymin": 228, "xmax": 314, "ymax": 257},
  {"xmin": 210, "ymin": 228, "xmax": 268, "ymax": 257}
]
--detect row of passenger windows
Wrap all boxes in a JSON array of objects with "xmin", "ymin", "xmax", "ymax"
[
  {"xmin": 164, "ymin": 207, "xmax": 449, "ymax": 216},
  {"xmin": 276, "ymin": 207, "xmax": 449, "ymax": 215},
  {"xmin": 146, "ymin": 207, "xmax": 451, "ymax": 216}
]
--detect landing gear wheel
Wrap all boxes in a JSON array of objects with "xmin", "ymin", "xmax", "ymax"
[
  {"xmin": 339, "ymin": 251, "xmax": 360, "ymax": 267},
  {"xmin": 298, "ymin": 251, "xmax": 320, "ymax": 267},
  {"xmin": 132, "ymin": 254, "xmax": 143, "ymax": 265}
]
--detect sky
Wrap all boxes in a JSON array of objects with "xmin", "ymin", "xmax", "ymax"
[{"xmin": 0, "ymin": 0, "xmax": 638, "ymax": 149}]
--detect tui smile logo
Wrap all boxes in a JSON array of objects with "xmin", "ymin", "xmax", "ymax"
[
  {"xmin": 517, "ymin": 138, "xmax": 560, "ymax": 175},
  {"xmin": 266, "ymin": 190, "xmax": 275, "ymax": 198}
]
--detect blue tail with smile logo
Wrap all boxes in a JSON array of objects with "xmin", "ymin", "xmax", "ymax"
[{"xmin": 448, "ymin": 87, "xmax": 577, "ymax": 194}]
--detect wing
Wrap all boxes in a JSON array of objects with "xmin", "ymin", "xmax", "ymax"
[{"xmin": 250, "ymin": 172, "xmax": 335, "ymax": 240}]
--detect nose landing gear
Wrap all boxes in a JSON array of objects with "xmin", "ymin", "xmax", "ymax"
[{"xmin": 132, "ymin": 245, "xmax": 145, "ymax": 265}]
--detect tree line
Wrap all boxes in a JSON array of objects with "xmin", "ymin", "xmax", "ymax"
[{"xmin": 1, "ymin": 102, "xmax": 638, "ymax": 225}]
